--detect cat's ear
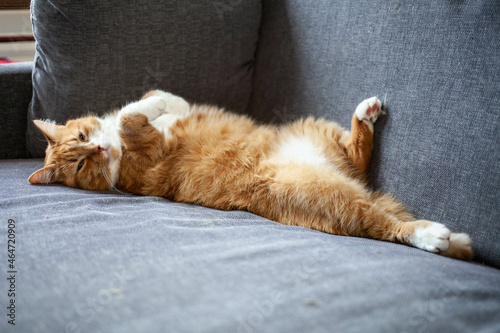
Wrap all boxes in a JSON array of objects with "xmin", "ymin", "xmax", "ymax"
[
  {"xmin": 28, "ymin": 165, "xmax": 58, "ymax": 184},
  {"xmin": 33, "ymin": 120, "xmax": 64, "ymax": 145}
]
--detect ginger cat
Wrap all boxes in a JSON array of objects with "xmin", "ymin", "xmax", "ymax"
[{"xmin": 29, "ymin": 90, "xmax": 473, "ymax": 260}]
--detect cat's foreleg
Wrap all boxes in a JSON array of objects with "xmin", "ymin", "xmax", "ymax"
[
  {"xmin": 342, "ymin": 97, "xmax": 382, "ymax": 173},
  {"xmin": 119, "ymin": 112, "xmax": 165, "ymax": 157},
  {"xmin": 141, "ymin": 89, "xmax": 191, "ymax": 115}
]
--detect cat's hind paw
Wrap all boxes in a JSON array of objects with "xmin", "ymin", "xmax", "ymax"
[
  {"xmin": 409, "ymin": 221, "xmax": 450, "ymax": 253},
  {"xmin": 143, "ymin": 96, "xmax": 168, "ymax": 121},
  {"xmin": 355, "ymin": 97, "xmax": 382, "ymax": 123},
  {"xmin": 120, "ymin": 96, "xmax": 167, "ymax": 122},
  {"xmin": 144, "ymin": 89, "xmax": 190, "ymax": 115},
  {"xmin": 440, "ymin": 233, "xmax": 473, "ymax": 261},
  {"xmin": 407, "ymin": 221, "xmax": 473, "ymax": 261}
]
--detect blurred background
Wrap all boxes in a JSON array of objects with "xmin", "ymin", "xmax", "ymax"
[{"xmin": 0, "ymin": 0, "xmax": 35, "ymax": 63}]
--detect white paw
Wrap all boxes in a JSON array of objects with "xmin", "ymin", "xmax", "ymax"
[
  {"xmin": 140, "ymin": 96, "xmax": 167, "ymax": 121},
  {"xmin": 150, "ymin": 90, "xmax": 190, "ymax": 115},
  {"xmin": 120, "ymin": 96, "xmax": 167, "ymax": 121},
  {"xmin": 355, "ymin": 97, "xmax": 382, "ymax": 123},
  {"xmin": 441, "ymin": 232, "xmax": 473, "ymax": 261},
  {"xmin": 409, "ymin": 222, "xmax": 450, "ymax": 253},
  {"xmin": 146, "ymin": 95, "xmax": 167, "ymax": 112},
  {"xmin": 168, "ymin": 97, "xmax": 191, "ymax": 115},
  {"xmin": 449, "ymin": 233, "xmax": 471, "ymax": 247}
]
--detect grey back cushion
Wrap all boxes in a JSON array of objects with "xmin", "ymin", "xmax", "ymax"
[
  {"xmin": 250, "ymin": 0, "xmax": 500, "ymax": 267},
  {"xmin": 27, "ymin": 0, "xmax": 261, "ymax": 157}
]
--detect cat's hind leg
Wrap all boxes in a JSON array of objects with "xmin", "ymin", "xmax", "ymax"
[
  {"xmin": 342, "ymin": 97, "xmax": 382, "ymax": 173},
  {"xmin": 255, "ymin": 164, "xmax": 473, "ymax": 260},
  {"xmin": 142, "ymin": 89, "xmax": 191, "ymax": 115},
  {"xmin": 370, "ymin": 192, "xmax": 473, "ymax": 260}
]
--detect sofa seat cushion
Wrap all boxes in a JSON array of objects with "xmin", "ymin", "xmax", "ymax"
[{"xmin": 2, "ymin": 159, "xmax": 500, "ymax": 332}]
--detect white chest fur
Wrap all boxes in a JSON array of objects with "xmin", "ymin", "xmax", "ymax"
[
  {"xmin": 269, "ymin": 135, "xmax": 329, "ymax": 167},
  {"xmin": 91, "ymin": 116, "xmax": 123, "ymax": 186}
]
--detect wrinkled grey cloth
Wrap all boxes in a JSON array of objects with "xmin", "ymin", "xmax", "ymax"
[{"xmin": 1, "ymin": 159, "xmax": 500, "ymax": 333}]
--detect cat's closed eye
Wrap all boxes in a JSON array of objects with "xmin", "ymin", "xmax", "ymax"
[{"xmin": 77, "ymin": 159, "xmax": 85, "ymax": 172}]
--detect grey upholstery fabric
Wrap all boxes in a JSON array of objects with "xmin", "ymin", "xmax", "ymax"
[
  {"xmin": 250, "ymin": 0, "xmax": 500, "ymax": 268},
  {"xmin": 5, "ymin": 1, "xmax": 499, "ymax": 331},
  {"xmin": 27, "ymin": 0, "xmax": 261, "ymax": 157},
  {"xmin": 1, "ymin": 159, "xmax": 500, "ymax": 333},
  {"xmin": 0, "ymin": 62, "xmax": 33, "ymax": 159}
]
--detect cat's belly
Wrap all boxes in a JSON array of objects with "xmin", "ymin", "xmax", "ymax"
[{"xmin": 267, "ymin": 134, "xmax": 331, "ymax": 169}]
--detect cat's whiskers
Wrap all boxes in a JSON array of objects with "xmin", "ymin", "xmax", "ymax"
[
  {"xmin": 102, "ymin": 166, "xmax": 114, "ymax": 190},
  {"xmin": 32, "ymin": 162, "xmax": 45, "ymax": 171},
  {"xmin": 97, "ymin": 156, "xmax": 123, "ymax": 193},
  {"xmin": 35, "ymin": 136, "xmax": 48, "ymax": 143},
  {"xmin": 46, "ymin": 164, "xmax": 67, "ymax": 184}
]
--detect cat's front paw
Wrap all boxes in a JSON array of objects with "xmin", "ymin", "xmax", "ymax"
[
  {"xmin": 355, "ymin": 97, "xmax": 382, "ymax": 123},
  {"xmin": 409, "ymin": 221, "xmax": 450, "ymax": 253}
]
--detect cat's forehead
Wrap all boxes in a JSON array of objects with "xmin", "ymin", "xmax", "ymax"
[{"xmin": 65, "ymin": 116, "xmax": 101, "ymax": 132}]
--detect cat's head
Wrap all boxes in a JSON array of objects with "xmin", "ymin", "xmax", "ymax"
[{"xmin": 28, "ymin": 117, "xmax": 121, "ymax": 190}]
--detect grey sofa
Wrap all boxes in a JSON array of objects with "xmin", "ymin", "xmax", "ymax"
[{"xmin": 1, "ymin": 1, "xmax": 500, "ymax": 332}]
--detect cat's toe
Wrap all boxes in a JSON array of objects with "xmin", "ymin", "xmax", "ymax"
[
  {"xmin": 355, "ymin": 96, "xmax": 382, "ymax": 123},
  {"xmin": 168, "ymin": 98, "xmax": 191, "ymax": 115},
  {"xmin": 148, "ymin": 90, "xmax": 190, "ymax": 115},
  {"xmin": 409, "ymin": 222, "xmax": 450, "ymax": 253},
  {"xmin": 145, "ymin": 96, "xmax": 167, "ymax": 120},
  {"xmin": 149, "ymin": 96, "xmax": 168, "ymax": 111},
  {"xmin": 441, "ymin": 233, "xmax": 473, "ymax": 261}
]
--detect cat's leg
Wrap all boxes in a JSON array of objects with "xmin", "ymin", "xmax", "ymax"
[
  {"xmin": 370, "ymin": 192, "xmax": 473, "ymax": 260},
  {"xmin": 343, "ymin": 193, "xmax": 474, "ymax": 260},
  {"xmin": 256, "ymin": 165, "xmax": 472, "ymax": 260},
  {"xmin": 141, "ymin": 89, "xmax": 191, "ymax": 115},
  {"xmin": 371, "ymin": 191, "xmax": 415, "ymax": 222},
  {"xmin": 119, "ymin": 112, "xmax": 165, "ymax": 160},
  {"xmin": 342, "ymin": 97, "xmax": 382, "ymax": 173}
]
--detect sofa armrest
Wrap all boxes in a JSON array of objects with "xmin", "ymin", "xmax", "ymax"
[{"xmin": 0, "ymin": 61, "xmax": 33, "ymax": 159}]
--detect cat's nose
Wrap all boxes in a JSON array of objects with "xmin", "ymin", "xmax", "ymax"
[{"xmin": 96, "ymin": 145, "xmax": 106, "ymax": 153}]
